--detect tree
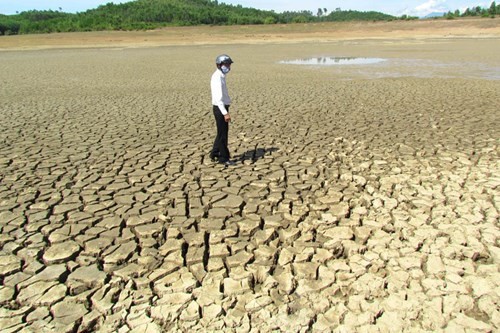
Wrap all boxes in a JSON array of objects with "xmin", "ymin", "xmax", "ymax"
[
  {"xmin": 489, "ymin": 1, "xmax": 497, "ymax": 15},
  {"xmin": 317, "ymin": 8, "xmax": 323, "ymax": 17},
  {"xmin": 292, "ymin": 15, "xmax": 308, "ymax": 23},
  {"xmin": 264, "ymin": 16, "xmax": 276, "ymax": 24}
]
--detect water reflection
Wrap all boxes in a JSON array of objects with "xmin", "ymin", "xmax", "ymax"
[
  {"xmin": 280, "ymin": 57, "xmax": 387, "ymax": 66},
  {"xmin": 279, "ymin": 57, "xmax": 499, "ymax": 80}
]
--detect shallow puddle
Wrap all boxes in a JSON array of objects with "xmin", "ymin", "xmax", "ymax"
[
  {"xmin": 279, "ymin": 57, "xmax": 499, "ymax": 80},
  {"xmin": 279, "ymin": 57, "xmax": 386, "ymax": 66}
]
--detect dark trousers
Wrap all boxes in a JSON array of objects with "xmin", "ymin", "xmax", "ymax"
[{"xmin": 211, "ymin": 105, "xmax": 230, "ymax": 162}]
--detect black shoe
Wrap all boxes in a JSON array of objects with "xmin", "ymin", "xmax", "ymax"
[{"xmin": 209, "ymin": 155, "xmax": 219, "ymax": 162}]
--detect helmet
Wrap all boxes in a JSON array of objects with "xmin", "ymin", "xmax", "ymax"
[{"xmin": 216, "ymin": 54, "xmax": 234, "ymax": 65}]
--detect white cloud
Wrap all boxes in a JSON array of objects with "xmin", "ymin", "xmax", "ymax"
[{"xmin": 414, "ymin": 0, "xmax": 448, "ymax": 15}]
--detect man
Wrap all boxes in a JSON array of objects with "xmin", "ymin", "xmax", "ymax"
[{"xmin": 210, "ymin": 54, "xmax": 236, "ymax": 167}]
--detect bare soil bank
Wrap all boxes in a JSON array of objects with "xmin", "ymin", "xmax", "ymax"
[{"xmin": 0, "ymin": 17, "xmax": 499, "ymax": 50}]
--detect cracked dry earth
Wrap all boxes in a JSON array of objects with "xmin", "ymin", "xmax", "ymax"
[{"xmin": 0, "ymin": 39, "xmax": 499, "ymax": 333}]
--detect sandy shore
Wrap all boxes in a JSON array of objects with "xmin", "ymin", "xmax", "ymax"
[{"xmin": 0, "ymin": 20, "xmax": 499, "ymax": 332}]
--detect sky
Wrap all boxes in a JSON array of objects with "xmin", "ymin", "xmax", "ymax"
[{"xmin": 0, "ymin": 0, "xmax": 493, "ymax": 17}]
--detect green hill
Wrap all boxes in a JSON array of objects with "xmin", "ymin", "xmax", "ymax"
[{"xmin": 1, "ymin": 0, "xmax": 397, "ymax": 35}]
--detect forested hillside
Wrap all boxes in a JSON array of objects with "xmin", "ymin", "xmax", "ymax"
[
  {"xmin": 0, "ymin": 0, "xmax": 396, "ymax": 35},
  {"xmin": 444, "ymin": 1, "xmax": 499, "ymax": 18}
]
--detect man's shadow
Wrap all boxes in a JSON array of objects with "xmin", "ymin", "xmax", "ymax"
[{"xmin": 233, "ymin": 147, "xmax": 279, "ymax": 162}]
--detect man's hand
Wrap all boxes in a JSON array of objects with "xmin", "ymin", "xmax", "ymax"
[{"xmin": 224, "ymin": 114, "xmax": 231, "ymax": 122}]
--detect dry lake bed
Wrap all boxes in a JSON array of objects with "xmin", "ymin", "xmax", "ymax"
[{"xmin": 0, "ymin": 21, "xmax": 499, "ymax": 332}]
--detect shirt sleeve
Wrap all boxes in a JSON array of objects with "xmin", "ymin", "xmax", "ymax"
[{"xmin": 217, "ymin": 102, "xmax": 228, "ymax": 116}]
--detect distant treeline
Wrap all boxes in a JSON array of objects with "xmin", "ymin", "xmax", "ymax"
[
  {"xmin": 0, "ymin": 0, "xmax": 400, "ymax": 35},
  {"xmin": 444, "ymin": 1, "xmax": 499, "ymax": 19}
]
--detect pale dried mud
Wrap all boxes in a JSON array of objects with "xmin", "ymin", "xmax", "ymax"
[{"xmin": 0, "ymin": 34, "xmax": 499, "ymax": 332}]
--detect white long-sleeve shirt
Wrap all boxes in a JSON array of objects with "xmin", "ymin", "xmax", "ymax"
[{"xmin": 211, "ymin": 69, "xmax": 231, "ymax": 115}]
